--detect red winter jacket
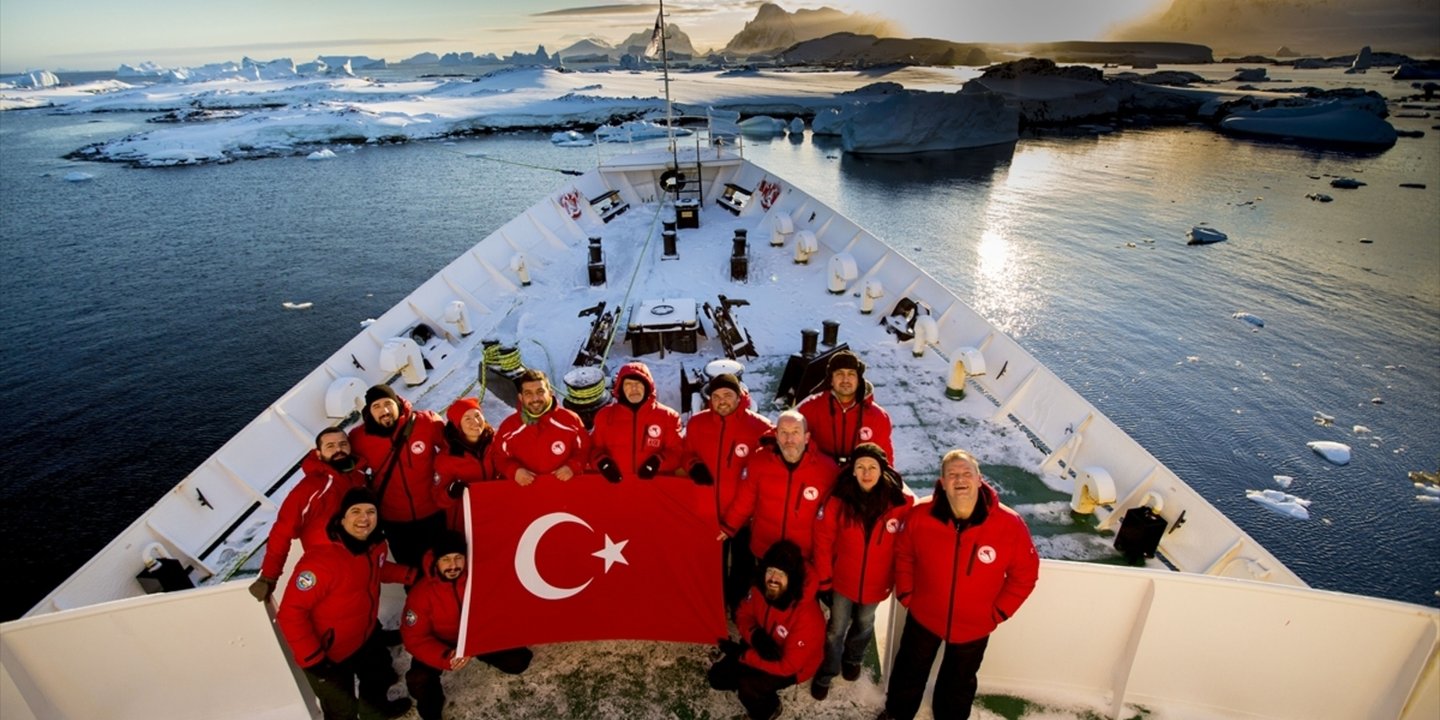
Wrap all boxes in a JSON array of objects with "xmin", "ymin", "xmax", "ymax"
[
  {"xmin": 812, "ymin": 493, "xmax": 914, "ymax": 605},
  {"xmin": 721, "ymin": 446, "xmax": 837, "ymax": 560},
  {"xmin": 735, "ymin": 579, "xmax": 826, "ymax": 681},
  {"xmin": 683, "ymin": 392, "xmax": 773, "ymax": 522},
  {"xmin": 259, "ymin": 451, "xmax": 369, "ymax": 580},
  {"xmin": 494, "ymin": 401, "xmax": 589, "ymax": 479},
  {"xmin": 401, "ymin": 553, "xmax": 467, "ymax": 671},
  {"xmin": 796, "ymin": 388, "xmax": 894, "ymax": 465},
  {"xmin": 434, "ymin": 425, "xmax": 497, "ymax": 531},
  {"xmin": 590, "ymin": 363, "xmax": 683, "ymax": 479},
  {"xmin": 894, "ymin": 483, "xmax": 1038, "ymax": 644},
  {"xmin": 277, "ymin": 535, "xmax": 415, "ymax": 668},
  {"xmin": 348, "ymin": 397, "xmax": 445, "ymax": 523}
]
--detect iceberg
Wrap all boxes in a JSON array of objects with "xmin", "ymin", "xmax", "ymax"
[
  {"xmin": 4, "ymin": 70, "xmax": 60, "ymax": 88},
  {"xmin": 1247, "ymin": 489, "xmax": 1312, "ymax": 520},
  {"xmin": 1220, "ymin": 101, "xmax": 1397, "ymax": 149},
  {"xmin": 738, "ymin": 115, "xmax": 786, "ymax": 135},
  {"xmin": 550, "ymin": 130, "xmax": 593, "ymax": 147},
  {"xmin": 306, "ymin": 148, "xmax": 337, "ymax": 161},
  {"xmin": 840, "ymin": 86, "xmax": 1018, "ymax": 154},
  {"xmin": 1232, "ymin": 312, "xmax": 1264, "ymax": 328},
  {"xmin": 1307, "ymin": 441, "xmax": 1352, "ymax": 465},
  {"xmin": 1186, "ymin": 226, "xmax": 1228, "ymax": 245}
]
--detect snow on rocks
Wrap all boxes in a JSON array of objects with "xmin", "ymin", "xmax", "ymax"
[
  {"xmin": 1246, "ymin": 489, "xmax": 1311, "ymax": 520},
  {"xmin": 1307, "ymin": 441, "xmax": 1352, "ymax": 465},
  {"xmin": 306, "ymin": 148, "xmax": 337, "ymax": 161}
]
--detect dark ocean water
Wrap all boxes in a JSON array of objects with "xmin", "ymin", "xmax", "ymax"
[{"xmin": 2, "ymin": 87, "xmax": 1437, "ymax": 620}]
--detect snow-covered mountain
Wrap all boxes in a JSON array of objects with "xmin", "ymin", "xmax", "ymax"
[
  {"xmin": 556, "ymin": 38, "xmax": 618, "ymax": 60},
  {"xmin": 721, "ymin": 3, "xmax": 901, "ymax": 57}
]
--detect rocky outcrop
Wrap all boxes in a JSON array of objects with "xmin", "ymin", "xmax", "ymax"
[{"xmin": 720, "ymin": 3, "xmax": 900, "ymax": 57}]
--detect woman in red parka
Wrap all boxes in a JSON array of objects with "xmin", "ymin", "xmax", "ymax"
[
  {"xmin": 433, "ymin": 396, "xmax": 498, "ymax": 531},
  {"xmin": 808, "ymin": 442, "xmax": 912, "ymax": 700}
]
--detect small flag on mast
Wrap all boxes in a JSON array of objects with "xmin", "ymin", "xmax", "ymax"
[{"xmin": 643, "ymin": 9, "xmax": 663, "ymax": 59}]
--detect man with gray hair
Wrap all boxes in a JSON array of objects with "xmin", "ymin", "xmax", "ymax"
[{"xmin": 720, "ymin": 410, "xmax": 837, "ymax": 564}]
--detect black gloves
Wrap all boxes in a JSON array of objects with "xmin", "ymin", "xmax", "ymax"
[
  {"xmin": 688, "ymin": 462, "xmax": 714, "ymax": 486},
  {"xmin": 637, "ymin": 455, "xmax": 661, "ymax": 479},
  {"xmin": 718, "ymin": 637, "xmax": 746, "ymax": 658},
  {"xmin": 446, "ymin": 480, "xmax": 466, "ymax": 499},
  {"xmin": 816, "ymin": 588, "xmax": 834, "ymax": 606},
  {"xmin": 597, "ymin": 457, "xmax": 622, "ymax": 483},
  {"xmin": 248, "ymin": 575, "xmax": 277, "ymax": 603},
  {"xmin": 749, "ymin": 627, "xmax": 781, "ymax": 662},
  {"xmin": 757, "ymin": 434, "xmax": 778, "ymax": 451}
]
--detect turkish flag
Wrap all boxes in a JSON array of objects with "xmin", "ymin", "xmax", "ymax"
[{"xmin": 458, "ymin": 473, "xmax": 725, "ymax": 655}]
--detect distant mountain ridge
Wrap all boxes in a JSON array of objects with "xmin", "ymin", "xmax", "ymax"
[
  {"xmin": 721, "ymin": 2, "xmax": 901, "ymax": 57},
  {"xmin": 1111, "ymin": 0, "xmax": 1440, "ymax": 57}
]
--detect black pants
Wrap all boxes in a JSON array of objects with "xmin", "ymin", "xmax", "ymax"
[
  {"xmin": 884, "ymin": 616, "xmax": 990, "ymax": 720},
  {"xmin": 708, "ymin": 650, "xmax": 795, "ymax": 720},
  {"xmin": 724, "ymin": 527, "xmax": 756, "ymax": 613},
  {"xmin": 385, "ymin": 511, "xmax": 447, "ymax": 569},
  {"xmin": 303, "ymin": 629, "xmax": 399, "ymax": 720},
  {"xmin": 405, "ymin": 648, "xmax": 533, "ymax": 720}
]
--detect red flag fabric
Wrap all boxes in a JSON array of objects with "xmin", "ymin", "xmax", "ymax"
[{"xmin": 458, "ymin": 473, "xmax": 725, "ymax": 655}]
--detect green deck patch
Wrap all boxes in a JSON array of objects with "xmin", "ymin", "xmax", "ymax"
[{"xmin": 977, "ymin": 693, "xmax": 1150, "ymax": 720}]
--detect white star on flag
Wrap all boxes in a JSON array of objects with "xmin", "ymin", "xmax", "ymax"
[
  {"xmin": 592, "ymin": 534, "xmax": 629, "ymax": 573},
  {"xmin": 643, "ymin": 9, "xmax": 663, "ymax": 60}
]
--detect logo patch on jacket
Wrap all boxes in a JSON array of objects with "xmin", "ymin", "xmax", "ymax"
[
  {"xmin": 411, "ymin": 440, "xmax": 427, "ymax": 455},
  {"xmin": 550, "ymin": 440, "xmax": 566, "ymax": 455},
  {"xmin": 859, "ymin": 427, "xmax": 873, "ymax": 441},
  {"xmin": 404, "ymin": 609, "xmax": 418, "ymax": 626},
  {"xmin": 295, "ymin": 571, "xmax": 317, "ymax": 591},
  {"xmin": 802, "ymin": 486, "xmax": 819, "ymax": 501},
  {"xmin": 735, "ymin": 443, "xmax": 750, "ymax": 458},
  {"xmin": 977, "ymin": 545, "xmax": 997, "ymax": 564},
  {"xmin": 775, "ymin": 625, "xmax": 789, "ymax": 639},
  {"xmin": 647, "ymin": 424, "xmax": 662, "ymax": 438},
  {"xmin": 885, "ymin": 518, "xmax": 899, "ymax": 534}
]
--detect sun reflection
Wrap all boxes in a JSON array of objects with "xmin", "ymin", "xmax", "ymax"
[{"xmin": 969, "ymin": 224, "xmax": 1042, "ymax": 337}]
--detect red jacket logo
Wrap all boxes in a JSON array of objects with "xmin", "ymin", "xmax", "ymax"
[
  {"xmin": 404, "ymin": 609, "xmax": 417, "ymax": 626},
  {"xmin": 802, "ymin": 486, "xmax": 818, "ymax": 501},
  {"xmin": 859, "ymin": 427, "xmax": 873, "ymax": 441},
  {"xmin": 735, "ymin": 443, "xmax": 750, "ymax": 458},
  {"xmin": 410, "ymin": 440, "xmax": 427, "ymax": 455},
  {"xmin": 885, "ymin": 518, "xmax": 899, "ymax": 534},
  {"xmin": 647, "ymin": 424, "xmax": 662, "ymax": 438},
  {"xmin": 977, "ymin": 545, "xmax": 997, "ymax": 564},
  {"xmin": 550, "ymin": 441, "xmax": 566, "ymax": 455},
  {"xmin": 295, "ymin": 571, "xmax": 316, "ymax": 591},
  {"xmin": 774, "ymin": 624, "xmax": 789, "ymax": 639}
]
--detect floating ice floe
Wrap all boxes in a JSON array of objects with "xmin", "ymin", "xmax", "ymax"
[
  {"xmin": 306, "ymin": 148, "xmax": 337, "ymax": 161},
  {"xmin": 1232, "ymin": 312, "xmax": 1265, "ymax": 328},
  {"xmin": 1417, "ymin": 496, "xmax": 1440, "ymax": 504},
  {"xmin": 1186, "ymin": 226, "xmax": 1228, "ymax": 245},
  {"xmin": 550, "ymin": 130, "xmax": 593, "ymax": 147},
  {"xmin": 1415, "ymin": 484, "xmax": 1440, "ymax": 496},
  {"xmin": 1307, "ymin": 440, "xmax": 1352, "ymax": 465},
  {"xmin": 62, "ymin": 171, "xmax": 95, "ymax": 182},
  {"xmin": 1273, "ymin": 474, "xmax": 1294, "ymax": 488},
  {"xmin": 281, "ymin": 301, "xmax": 313, "ymax": 310},
  {"xmin": 1247, "ymin": 489, "xmax": 1312, "ymax": 519},
  {"xmin": 1352, "ymin": 425, "xmax": 1371, "ymax": 435},
  {"xmin": 1313, "ymin": 412, "xmax": 1335, "ymax": 427}
]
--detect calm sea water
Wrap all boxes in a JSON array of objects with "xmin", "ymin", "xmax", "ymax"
[{"xmin": 1, "ymin": 74, "xmax": 1437, "ymax": 620}]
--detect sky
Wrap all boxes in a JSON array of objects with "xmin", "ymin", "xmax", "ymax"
[{"xmin": 0, "ymin": 0, "xmax": 1168, "ymax": 75}]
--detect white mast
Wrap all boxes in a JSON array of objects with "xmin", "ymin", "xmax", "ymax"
[{"xmin": 658, "ymin": 0, "xmax": 675, "ymax": 156}]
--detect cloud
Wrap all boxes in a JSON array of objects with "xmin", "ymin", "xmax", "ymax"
[
  {"xmin": 533, "ymin": 4, "xmax": 657, "ymax": 17},
  {"xmin": 51, "ymin": 37, "xmax": 447, "ymax": 60}
]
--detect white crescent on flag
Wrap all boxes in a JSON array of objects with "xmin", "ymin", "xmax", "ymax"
[{"xmin": 514, "ymin": 511, "xmax": 630, "ymax": 600}]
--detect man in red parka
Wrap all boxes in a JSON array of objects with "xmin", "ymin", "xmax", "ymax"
[
  {"xmin": 348, "ymin": 384, "xmax": 446, "ymax": 568},
  {"xmin": 796, "ymin": 349, "xmax": 894, "ymax": 467},
  {"xmin": 402, "ymin": 531, "xmax": 532, "ymax": 720},
  {"xmin": 881, "ymin": 449, "xmax": 1039, "ymax": 720},
  {"xmin": 249, "ymin": 426, "xmax": 369, "ymax": 603},
  {"xmin": 277, "ymin": 487, "xmax": 417, "ymax": 720},
  {"xmin": 493, "ymin": 368, "xmax": 589, "ymax": 486},
  {"xmin": 709, "ymin": 539, "xmax": 825, "ymax": 720},
  {"xmin": 720, "ymin": 410, "xmax": 837, "ymax": 563},
  {"xmin": 589, "ymin": 361, "xmax": 683, "ymax": 482},
  {"xmin": 683, "ymin": 372, "xmax": 773, "ymax": 610}
]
